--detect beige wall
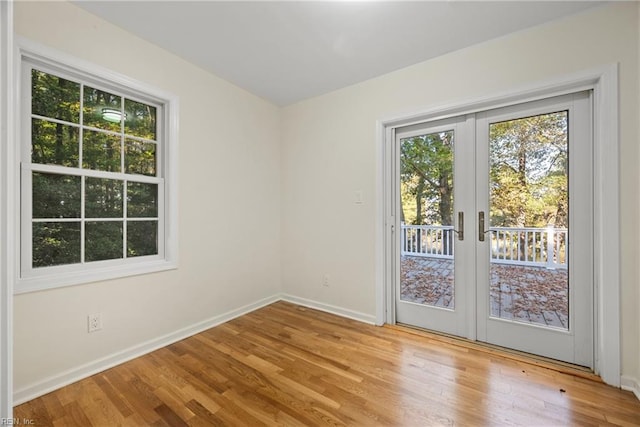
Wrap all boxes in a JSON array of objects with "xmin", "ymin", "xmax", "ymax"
[
  {"xmin": 281, "ymin": 2, "xmax": 640, "ymax": 382},
  {"xmin": 13, "ymin": 1, "xmax": 282, "ymax": 392}
]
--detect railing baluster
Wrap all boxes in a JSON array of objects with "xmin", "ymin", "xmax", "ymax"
[
  {"xmin": 531, "ymin": 230, "xmax": 535, "ymax": 262},
  {"xmin": 546, "ymin": 228, "xmax": 554, "ymax": 269},
  {"xmin": 399, "ymin": 224, "xmax": 566, "ymax": 269},
  {"xmin": 511, "ymin": 231, "xmax": 515, "ymax": 262}
]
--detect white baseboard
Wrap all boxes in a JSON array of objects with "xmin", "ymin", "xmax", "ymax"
[
  {"xmin": 280, "ymin": 294, "xmax": 377, "ymax": 325},
  {"xmin": 13, "ymin": 294, "xmax": 377, "ymax": 404},
  {"xmin": 13, "ymin": 294, "xmax": 281, "ymax": 405},
  {"xmin": 621, "ymin": 375, "xmax": 640, "ymax": 401}
]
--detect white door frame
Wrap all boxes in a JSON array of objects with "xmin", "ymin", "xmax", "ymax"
[
  {"xmin": 0, "ymin": 0, "xmax": 15, "ymax": 418},
  {"xmin": 375, "ymin": 65, "xmax": 620, "ymax": 387}
]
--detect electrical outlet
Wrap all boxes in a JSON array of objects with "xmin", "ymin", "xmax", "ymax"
[
  {"xmin": 88, "ymin": 313, "xmax": 102, "ymax": 333},
  {"xmin": 322, "ymin": 274, "xmax": 330, "ymax": 287}
]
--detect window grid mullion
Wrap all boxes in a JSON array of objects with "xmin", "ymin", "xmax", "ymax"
[
  {"xmin": 79, "ymin": 83, "xmax": 84, "ymax": 170},
  {"xmin": 120, "ymin": 97, "xmax": 127, "ymax": 260},
  {"xmin": 31, "ymin": 114, "xmax": 80, "ymax": 129},
  {"xmin": 29, "ymin": 163, "xmax": 162, "ymax": 184},
  {"xmin": 120, "ymin": 97, "xmax": 125, "ymax": 174},
  {"xmin": 81, "ymin": 176, "xmax": 86, "ymax": 264},
  {"xmin": 29, "ymin": 114, "xmax": 158, "ymax": 145},
  {"xmin": 123, "ymin": 180, "xmax": 128, "ymax": 259}
]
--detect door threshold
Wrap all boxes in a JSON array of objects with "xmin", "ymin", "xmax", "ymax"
[{"xmin": 388, "ymin": 323, "xmax": 601, "ymax": 383}]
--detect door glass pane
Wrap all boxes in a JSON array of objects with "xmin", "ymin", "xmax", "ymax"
[
  {"xmin": 400, "ymin": 130, "xmax": 455, "ymax": 309},
  {"xmin": 489, "ymin": 111, "xmax": 569, "ymax": 329}
]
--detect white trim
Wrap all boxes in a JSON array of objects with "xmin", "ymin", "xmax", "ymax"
[
  {"xmin": 376, "ymin": 65, "xmax": 621, "ymax": 386},
  {"xmin": 16, "ymin": 37, "xmax": 177, "ymax": 106},
  {"xmin": 591, "ymin": 64, "xmax": 621, "ymax": 387},
  {"xmin": 16, "ymin": 260, "xmax": 178, "ymax": 295},
  {"xmin": 621, "ymin": 376, "xmax": 640, "ymax": 401},
  {"xmin": 280, "ymin": 294, "xmax": 377, "ymax": 325},
  {"xmin": 374, "ymin": 121, "xmax": 386, "ymax": 326},
  {"xmin": 15, "ymin": 37, "xmax": 180, "ymax": 294},
  {"xmin": 13, "ymin": 294, "xmax": 281, "ymax": 405},
  {"xmin": 13, "ymin": 293, "xmax": 377, "ymax": 404},
  {"xmin": 0, "ymin": 0, "xmax": 14, "ymax": 418}
]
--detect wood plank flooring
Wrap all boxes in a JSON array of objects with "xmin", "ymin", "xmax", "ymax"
[{"xmin": 14, "ymin": 301, "xmax": 640, "ymax": 426}]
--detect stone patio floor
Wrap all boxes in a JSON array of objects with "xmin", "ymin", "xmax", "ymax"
[{"xmin": 400, "ymin": 255, "xmax": 569, "ymax": 328}]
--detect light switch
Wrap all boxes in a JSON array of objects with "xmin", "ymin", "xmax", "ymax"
[{"xmin": 354, "ymin": 190, "xmax": 364, "ymax": 204}]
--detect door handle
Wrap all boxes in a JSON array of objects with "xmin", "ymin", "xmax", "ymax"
[
  {"xmin": 453, "ymin": 211, "xmax": 464, "ymax": 241},
  {"xmin": 478, "ymin": 211, "xmax": 490, "ymax": 242}
]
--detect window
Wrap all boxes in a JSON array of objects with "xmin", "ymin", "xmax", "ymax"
[{"xmin": 18, "ymin": 43, "xmax": 177, "ymax": 293}]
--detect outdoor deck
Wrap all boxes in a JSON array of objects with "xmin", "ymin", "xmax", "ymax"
[{"xmin": 400, "ymin": 255, "xmax": 569, "ymax": 328}]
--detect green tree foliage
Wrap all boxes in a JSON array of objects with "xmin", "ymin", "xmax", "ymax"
[
  {"xmin": 33, "ymin": 222, "xmax": 81, "ymax": 267},
  {"xmin": 32, "ymin": 70, "xmax": 80, "ymax": 122},
  {"xmin": 127, "ymin": 221, "xmax": 158, "ymax": 258},
  {"xmin": 489, "ymin": 112, "xmax": 568, "ymax": 228},
  {"xmin": 399, "ymin": 113, "xmax": 568, "ymax": 232},
  {"xmin": 85, "ymin": 222, "xmax": 123, "ymax": 262},
  {"xmin": 124, "ymin": 99, "xmax": 157, "ymax": 140},
  {"xmin": 400, "ymin": 131, "xmax": 453, "ymax": 226}
]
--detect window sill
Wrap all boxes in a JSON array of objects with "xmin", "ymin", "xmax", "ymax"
[{"xmin": 15, "ymin": 259, "xmax": 177, "ymax": 294}]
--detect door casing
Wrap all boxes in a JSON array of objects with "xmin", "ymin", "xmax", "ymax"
[{"xmin": 376, "ymin": 65, "xmax": 620, "ymax": 386}]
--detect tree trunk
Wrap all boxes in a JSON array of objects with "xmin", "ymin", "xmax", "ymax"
[
  {"xmin": 415, "ymin": 180, "xmax": 425, "ymax": 225},
  {"xmin": 517, "ymin": 150, "xmax": 527, "ymax": 260}
]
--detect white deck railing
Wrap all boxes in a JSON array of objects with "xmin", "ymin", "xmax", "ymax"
[{"xmin": 401, "ymin": 224, "xmax": 568, "ymax": 269}]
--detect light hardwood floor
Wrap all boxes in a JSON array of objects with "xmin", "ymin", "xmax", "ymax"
[{"xmin": 14, "ymin": 301, "xmax": 640, "ymax": 426}]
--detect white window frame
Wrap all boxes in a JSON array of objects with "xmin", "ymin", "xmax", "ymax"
[{"xmin": 15, "ymin": 38, "xmax": 178, "ymax": 294}]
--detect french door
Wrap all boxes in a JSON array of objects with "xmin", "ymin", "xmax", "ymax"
[{"xmin": 393, "ymin": 92, "xmax": 593, "ymax": 367}]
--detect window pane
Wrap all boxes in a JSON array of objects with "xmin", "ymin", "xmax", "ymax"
[
  {"xmin": 125, "ymin": 99, "xmax": 156, "ymax": 140},
  {"xmin": 86, "ymin": 221, "xmax": 123, "ymax": 262},
  {"xmin": 33, "ymin": 173, "xmax": 81, "ymax": 218},
  {"xmin": 33, "ymin": 222, "xmax": 81, "ymax": 267},
  {"xmin": 85, "ymin": 177, "xmax": 123, "ymax": 218},
  {"xmin": 32, "ymin": 69, "xmax": 80, "ymax": 123},
  {"xmin": 32, "ymin": 118, "xmax": 79, "ymax": 167},
  {"xmin": 83, "ymin": 86, "xmax": 122, "ymax": 132},
  {"xmin": 127, "ymin": 221, "xmax": 158, "ymax": 257},
  {"xmin": 83, "ymin": 130, "xmax": 121, "ymax": 172},
  {"xmin": 125, "ymin": 139, "xmax": 156, "ymax": 176},
  {"xmin": 127, "ymin": 182, "xmax": 158, "ymax": 217}
]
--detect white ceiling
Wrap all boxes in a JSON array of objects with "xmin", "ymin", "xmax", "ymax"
[{"xmin": 75, "ymin": 1, "xmax": 603, "ymax": 106}]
